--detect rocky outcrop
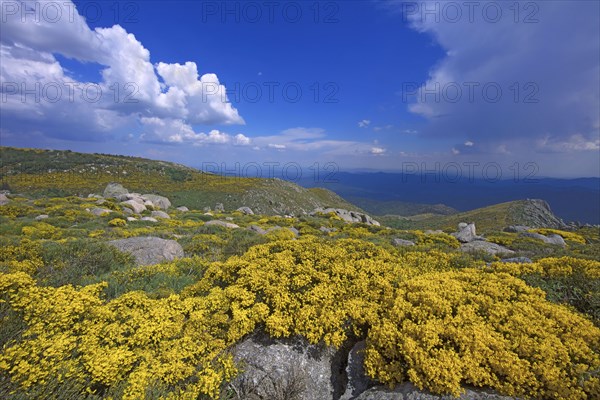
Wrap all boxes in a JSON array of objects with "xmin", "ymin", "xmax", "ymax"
[
  {"xmin": 108, "ymin": 236, "xmax": 184, "ymax": 266},
  {"xmin": 34, "ymin": 214, "xmax": 49, "ymax": 221},
  {"xmin": 460, "ymin": 241, "xmax": 515, "ymax": 257},
  {"xmin": 354, "ymin": 383, "xmax": 517, "ymax": 399},
  {"xmin": 215, "ymin": 203, "xmax": 225, "ymax": 212},
  {"xmin": 452, "ymin": 223, "xmax": 483, "ymax": 243},
  {"xmin": 519, "ymin": 232, "xmax": 566, "ymax": 246},
  {"xmin": 392, "ymin": 238, "xmax": 415, "ymax": 247},
  {"xmin": 231, "ymin": 333, "xmax": 340, "ymax": 400},
  {"xmin": 312, "ymin": 208, "xmax": 380, "ymax": 226},
  {"xmin": 237, "ymin": 206, "xmax": 254, "ymax": 215},
  {"xmin": 500, "ymin": 257, "xmax": 533, "ymax": 263},
  {"xmin": 504, "ymin": 225, "xmax": 531, "ymax": 233},
  {"xmin": 141, "ymin": 217, "xmax": 158, "ymax": 223},
  {"xmin": 0, "ymin": 193, "xmax": 9, "ymax": 206},
  {"xmin": 88, "ymin": 207, "xmax": 113, "ymax": 216},
  {"xmin": 176, "ymin": 206, "xmax": 189, "ymax": 212},
  {"xmin": 517, "ymin": 199, "xmax": 566, "ymax": 229},
  {"xmin": 205, "ymin": 220, "xmax": 240, "ymax": 229},
  {"xmin": 121, "ymin": 200, "xmax": 146, "ymax": 214},
  {"xmin": 340, "ymin": 341, "xmax": 375, "ymax": 400},
  {"xmin": 103, "ymin": 182, "xmax": 128, "ymax": 198},
  {"xmin": 151, "ymin": 210, "xmax": 170, "ymax": 219},
  {"xmin": 143, "ymin": 194, "xmax": 171, "ymax": 210}
]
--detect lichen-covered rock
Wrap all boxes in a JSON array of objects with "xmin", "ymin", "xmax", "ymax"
[
  {"xmin": 108, "ymin": 236, "xmax": 184, "ymax": 266},
  {"xmin": 392, "ymin": 238, "xmax": 415, "ymax": 247},
  {"xmin": 237, "ymin": 206, "xmax": 254, "ymax": 215},
  {"xmin": 151, "ymin": 210, "xmax": 170, "ymax": 219},
  {"xmin": 0, "ymin": 193, "xmax": 10, "ymax": 206},
  {"xmin": 120, "ymin": 200, "xmax": 146, "ymax": 214},
  {"xmin": 103, "ymin": 182, "xmax": 128, "ymax": 198},
  {"xmin": 88, "ymin": 207, "xmax": 113, "ymax": 216},
  {"xmin": 143, "ymin": 194, "xmax": 171, "ymax": 210},
  {"xmin": 312, "ymin": 208, "xmax": 380, "ymax": 226},
  {"xmin": 176, "ymin": 206, "xmax": 189, "ymax": 212},
  {"xmin": 204, "ymin": 220, "xmax": 239, "ymax": 229},
  {"xmin": 231, "ymin": 333, "xmax": 338, "ymax": 400},
  {"xmin": 460, "ymin": 241, "xmax": 515, "ymax": 256},
  {"xmin": 340, "ymin": 341, "xmax": 375, "ymax": 400},
  {"xmin": 452, "ymin": 223, "xmax": 483, "ymax": 243},
  {"xmin": 34, "ymin": 214, "xmax": 49, "ymax": 221}
]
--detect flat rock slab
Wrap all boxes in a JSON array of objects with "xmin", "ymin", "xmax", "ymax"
[
  {"xmin": 108, "ymin": 236, "xmax": 184, "ymax": 266},
  {"xmin": 355, "ymin": 384, "xmax": 517, "ymax": 400}
]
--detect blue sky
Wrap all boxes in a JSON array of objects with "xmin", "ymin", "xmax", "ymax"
[{"xmin": 1, "ymin": 0, "xmax": 599, "ymax": 178}]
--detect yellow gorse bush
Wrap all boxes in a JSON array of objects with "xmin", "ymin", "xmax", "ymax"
[
  {"xmin": 531, "ymin": 228, "xmax": 587, "ymax": 244},
  {"xmin": 364, "ymin": 269, "xmax": 600, "ymax": 399}
]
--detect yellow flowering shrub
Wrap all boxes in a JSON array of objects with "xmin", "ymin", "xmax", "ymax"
[
  {"xmin": 0, "ymin": 239, "xmax": 44, "ymax": 274},
  {"xmin": 487, "ymin": 256, "xmax": 600, "ymax": 279},
  {"xmin": 108, "ymin": 218, "xmax": 127, "ymax": 227},
  {"xmin": 364, "ymin": 269, "xmax": 600, "ymax": 399},
  {"xmin": 0, "ymin": 272, "xmax": 245, "ymax": 399},
  {"xmin": 21, "ymin": 222, "xmax": 61, "ymax": 240},
  {"xmin": 264, "ymin": 227, "xmax": 297, "ymax": 241}
]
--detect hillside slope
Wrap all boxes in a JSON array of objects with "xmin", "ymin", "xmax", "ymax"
[
  {"xmin": 380, "ymin": 199, "xmax": 566, "ymax": 232},
  {"xmin": 0, "ymin": 147, "xmax": 359, "ymax": 215}
]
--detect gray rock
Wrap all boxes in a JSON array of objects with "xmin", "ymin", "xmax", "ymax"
[
  {"xmin": 452, "ymin": 223, "xmax": 482, "ymax": 243},
  {"xmin": 460, "ymin": 241, "xmax": 515, "ymax": 257},
  {"xmin": 142, "ymin": 194, "xmax": 171, "ymax": 210},
  {"xmin": 151, "ymin": 210, "xmax": 170, "ymax": 219},
  {"xmin": 204, "ymin": 220, "xmax": 239, "ymax": 229},
  {"xmin": 312, "ymin": 208, "xmax": 380, "ymax": 226},
  {"xmin": 89, "ymin": 207, "xmax": 113, "ymax": 216},
  {"xmin": 545, "ymin": 234, "xmax": 566, "ymax": 246},
  {"xmin": 34, "ymin": 214, "xmax": 49, "ymax": 221},
  {"xmin": 504, "ymin": 225, "xmax": 531, "ymax": 233},
  {"xmin": 237, "ymin": 206, "xmax": 254, "ymax": 215},
  {"xmin": 176, "ymin": 206, "xmax": 189, "ymax": 212},
  {"xmin": 500, "ymin": 257, "xmax": 533, "ymax": 263},
  {"xmin": 126, "ymin": 217, "xmax": 138, "ymax": 222},
  {"xmin": 144, "ymin": 200, "xmax": 155, "ymax": 208},
  {"xmin": 340, "ymin": 341, "xmax": 375, "ymax": 400},
  {"xmin": 122, "ymin": 207, "xmax": 133, "ymax": 215},
  {"xmin": 108, "ymin": 236, "xmax": 184, "ymax": 266},
  {"xmin": 120, "ymin": 200, "xmax": 146, "ymax": 214},
  {"xmin": 103, "ymin": 182, "xmax": 128, "ymax": 199},
  {"xmin": 519, "ymin": 232, "xmax": 566, "ymax": 246},
  {"xmin": 248, "ymin": 225, "xmax": 268, "ymax": 235},
  {"xmin": 424, "ymin": 230, "xmax": 444, "ymax": 234},
  {"xmin": 215, "ymin": 203, "xmax": 225, "ymax": 212},
  {"xmin": 392, "ymin": 238, "xmax": 415, "ymax": 247},
  {"xmin": 0, "ymin": 193, "xmax": 10, "ymax": 206},
  {"xmin": 141, "ymin": 217, "xmax": 158, "ymax": 223},
  {"xmin": 225, "ymin": 217, "xmax": 234, "ymax": 221},
  {"xmin": 288, "ymin": 227, "xmax": 300, "ymax": 237},
  {"xmin": 232, "ymin": 333, "xmax": 337, "ymax": 400},
  {"xmin": 203, "ymin": 206, "xmax": 212, "ymax": 212},
  {"xmin": 354, "ymin": 383, "xmax": 517, "ymax": 399}
]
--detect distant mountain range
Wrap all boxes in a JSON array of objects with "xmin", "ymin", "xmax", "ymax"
[{"xmin": 297, "ymin": 172, "xmax": 600, "ymax": 224}]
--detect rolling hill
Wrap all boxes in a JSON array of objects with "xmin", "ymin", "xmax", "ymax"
[{"xmin": 0, "ymin": 147, "xmax": 359, "ymax": 216}]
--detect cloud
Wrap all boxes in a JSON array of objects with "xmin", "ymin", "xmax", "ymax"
[
  {"xmin": 0, "ymin": 0, "xmax": 244, "ymax": 143},
  {"xmin": 370, "ymin": 147, "xmax": 386, "ymax": 155},
  {"xmin": 268, "ymin": 144, "xmax": 286, "ymax": 150},
  {"xmin": 358, "ymin": 119, "xmax": 371, "ymax": 128},
  {"xmin": 464, "ymin": 141, "xmax": 474, "ymax": 147},
  {"xmin": 402, "ymin": 1, "xmax": 600, "ymax": 155},
  {"xmin": 139, "ymin": 117, "xmax": 250, "ymax": 146},
  {"xmin": 373, "ymin": 124, "xmax": 393, "ymax": 132}
]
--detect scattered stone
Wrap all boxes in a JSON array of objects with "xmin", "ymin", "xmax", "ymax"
[
  {"xmin": 95, "ymin": 199, "xmax": 106, "ymax": 205},
  {"xmin": 225, "ymin": 217, "xmax": 234, "ymax": 221},
  {"xmin": 340, "ymin": 341, "xmax": 375, "ymax": 400},
  {"xmin": 151, "ymin": 210, "xmax": 170, "ymax": 219},
  {"xmin": 0, "ymin": 193, "xmax": 10, "ymax": 206},
  {"xmin": 141, "ymin": 217, "xmax": 158, "ymax": 223},
  {"xmin": 237, "ymin": 206, "xmax": 254, "ymax": 215},
  {"xmin": 142, "ymin": 194, "xmax": 171, "ymax": 210},
  {"xmin": 232, "ymin": 333, "xmax": 338, "ymax": 400},
  {"xmin": 204, "ymin": 212, "xmax": 213, "ymax": 216},
  {"xmin": 501, "ymin": 257, "xmax": 533, "ymax": 263},
  {"xmin": 89, "ymin": 207, "xmax": 113, "ymax": 216},
  {"xmin": 215, "ymin": 203, "xmax": 225, "ymax": 212},
  {"xmin": 126, "ymin": 217, "xmax": 138, "ymax": 222},
  {"xmin": 452, "ymin": 223, "xmax": 483, "ymax": 243},
  {"xmin": 176, "ymin": 206, "xmax": 189, "ymax": 212},
  {"xmin": 88, "ymin": 194, "xmax": 102, "ymax": 199},
  {"xmin": 203, "ymin": 207, "xmax": 212, "ymax": 212},
  {"xmin": 204, "ymin": 220, "xmax": 239, "ymax": 229},
  {"xmin": 288, "ymin": 227, "xmax": 300, "ymax": 237},
  {"xmin": 504, "ymin": 225, "xmax": 531, "ymax": 233},
  {"xmin": 144, "ymin": 200, "xmax": 155, "ymax": 208},
  {"xmin": 120, "ymin": 200, "xmax": 146, "ymax": 214},
  {"xmin": 108, "ymin": 236, "xmax": 184, "ymax": 266},
  {"xmin": 35, "ymin": 214, "xmax": 49, "ymax": 221},
  {"xmin": 248, "ymin": 225, "xmax": 268, "ymax": 235},
  {"xmin": 460, "ymin": 241, "xmax": 515, "ymax": 257},
  {"xmin": 424, "ymin": 229, "xmax": 444, "ymax": 234},
  {"xmin": 392, "ymin": 238, "xmax": 415, "ymax": 247},
  {"xmin": 122, "ymin": 207, "xmax": 133, "ymax": 215},
  {"xmin": 103, "ymin": 182, "xmax": 128, "ymax": 198}
]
